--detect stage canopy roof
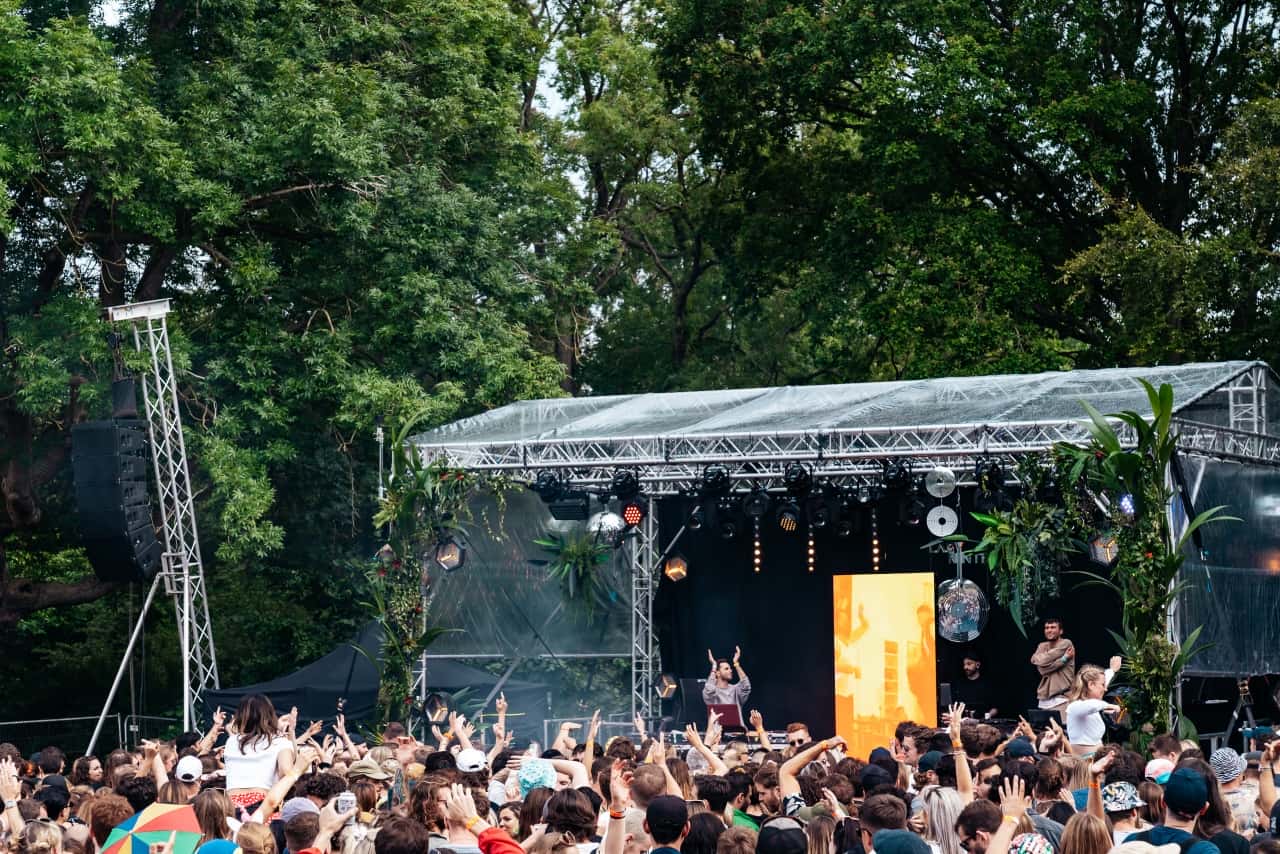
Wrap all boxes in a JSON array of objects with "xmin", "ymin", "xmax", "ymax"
[{"xmin": 412, "ymin": 361, "xmax": 1280, "ymax": 485}]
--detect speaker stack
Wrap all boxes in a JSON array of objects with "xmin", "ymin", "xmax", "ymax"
[{"xmin": 71, "ymin": 420, "xmax": 163, "ymax": 582}]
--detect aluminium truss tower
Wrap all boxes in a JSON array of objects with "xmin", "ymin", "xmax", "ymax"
[{"xmin": 108, "ymin": 299, "xmax": 218, "ymax": 729}]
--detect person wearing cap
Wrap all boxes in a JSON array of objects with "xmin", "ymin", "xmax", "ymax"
[
  {"xmin": 1100, "ymin": 782, "xmax": 1146, "ymax": 845},
  {"xmin": 645, "ymin": 795, "xmax": 691, "ymax": 853},
  {"xmin": 917, "ymin": 752, "xmax": 943, "ymax": 788},
  {"xmin": 173, "ymin": 755, "xmax": 204, "ymax": 801},
  {"xmin": 1003, "ymin": 739, "xmax": 1036, "ymax": 765},
  {"xmin": 953, "ymin": 651, "xmax": 998, "ymax": 721},
  {"xmin": 1123, "ymin": 768, "xmax": 1217, "ymax": 854},
  {"xmin": 1145, "ymin": 759, "xmax": 1174, "ymax": 786},
  {"xmin": 1210, "ymin": 748, "xmax": 1258, "ymax": 833},
  {"xmin": 756, "ymin": 817, "xmax": 806, "ymax": 854}
]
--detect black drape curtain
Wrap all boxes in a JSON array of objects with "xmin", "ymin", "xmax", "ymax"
[{"xmin": 653, "ymin": 494, "xmax": 1123, "ymax": 737}]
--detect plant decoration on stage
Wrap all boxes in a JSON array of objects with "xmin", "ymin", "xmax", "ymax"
[
  {"xmin": 970, "ymin": 380, "xmax": 1235, "ymax": 741},
  {"xmin": 531, "ymin": 530, "xmax": 620, "ymax": 625},
  {"xmin": 968, "ymin": 459, "xmax": 1078, "ymax": 637},
  {"xmin": 363, "ymin": 414, "xmax": 513, "ymax": 724}
]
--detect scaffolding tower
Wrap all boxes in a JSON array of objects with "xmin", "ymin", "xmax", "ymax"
[{"xmin": 88, "ymin": 300, "xmax": 217, "ymax": 751}]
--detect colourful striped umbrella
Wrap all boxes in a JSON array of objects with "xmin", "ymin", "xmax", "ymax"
[{"xmin": 101, "ymin": 803, "xmax": 204, "ymax": 854}]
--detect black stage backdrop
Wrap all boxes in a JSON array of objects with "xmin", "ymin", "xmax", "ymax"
[{"xmin": 653, "ymin": 493, "xmax": 1123, "ymax": 738}]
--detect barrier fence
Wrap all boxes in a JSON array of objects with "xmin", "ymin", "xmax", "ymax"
[{"xmin": 0, "ymin": 715, "xmax": 123, "ymax": 757}]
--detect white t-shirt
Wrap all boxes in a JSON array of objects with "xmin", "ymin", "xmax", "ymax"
[
  {"xmin": 1064, "ymin": 668, "xmax": 1117, "ymax": 747},
  {"xmin": 224, "ymin": 734, "xmax": 292, "ymax": 790}
]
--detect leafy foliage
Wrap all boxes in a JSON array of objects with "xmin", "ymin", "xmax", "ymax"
[
  {"xmin": 971, "ymin": 382, "xmax": 1236, "ymax": 738},
  {"xmin": 531, "ymin": 531, "xmax": 619, "ymax": 624}
]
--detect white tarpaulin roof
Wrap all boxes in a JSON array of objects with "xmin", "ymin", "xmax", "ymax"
[{"xmin": 414, "ymin": 361, "xmax": 1275, "ymax": 449}]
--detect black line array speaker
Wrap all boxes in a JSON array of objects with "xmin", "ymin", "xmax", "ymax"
[{"xmin": 72, "ymin": 420, "xmax": 162, "ymax": 582}]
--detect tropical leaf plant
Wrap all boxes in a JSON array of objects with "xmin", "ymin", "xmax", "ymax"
[{"xmin": 531, "ymin": 530, "xmax": 620, "ymax": 624}]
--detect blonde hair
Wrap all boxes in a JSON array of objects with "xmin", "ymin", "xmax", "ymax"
[
  {"xmin": 192, "ymin": 789, "xmax": 234, "ymax": 845},
  {"xmin": 19, "ymin": 820, "xmax": 63, "ymax": 854},
  {"xmin": 1057, "ymin": 755, "xmax": 1090, "ymax": 791},
  {"xmin": 920, "ymin": 785, "xmax": 965, "ymax": 854},
  {"xmin": 237, "ymin": 822, "xmax": 279, "ymax": 854},
  {"xmin": 1067, "ymin": 665, "xmax": 1107, "ymax": 702},
  {"xmin": 1060, "ymin": 813, "xmax": 1111, "ymax": 854}
]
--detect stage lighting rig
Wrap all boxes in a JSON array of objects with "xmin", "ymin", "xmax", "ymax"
[
  {"xmin": 621, "ymin": 497, "xmax": 648, "ymax": 528},
  {"xmin": 1089, "ymin": 532, "xmax": 1119, "ymax": 566},
  {"xmin": 805, "ymin": 497, "xmax": 831, "ymax": 530},
  {"xmin": 532, "ymin": 471, "xmax": 563, "ymax": 502},
  {"xmin": 974, "ymin": 457, "xmax": 1010, "ymax": 513},
  {"xmin": 882, "ymin": 460, "xmax": 913, "ymax": 492},
  {"xmin": 687, "ymin": 505, "xmax": 705, "ymax": 530},
  {"xmin": 663, "ymin": 554, "xmax": 688, "ymax": 581},
  {"xmin": 433, "ymin": 536, "xmax": 466, "ymax": 573},
  {"xmin": 654, "ymin": 673, "xmax": 678, "ymax": 699},
  {"xmin": 742, "ymin": 488, "xmax": 770, "ymax": 519},
  {"xmin": 716, "ymin": 498, "xmax": 740, "ymax": 540},
  {"xmin": 610, "ymin": 469, "xmax": 641, "ymax": 500},
  {"xmin": 783, "ymin": 463, "xmax": 813, "ymax": 495},
  {"xmin": 532, "ymin": 471, "xmax": 592, "ymax": 520},
  {"xmin": 698, "ymin": 464, "xmax": 732, "ymax": 496},
  {"xmin": 776, "ymin": 500, "xmax": 801, "ymax": 533}
]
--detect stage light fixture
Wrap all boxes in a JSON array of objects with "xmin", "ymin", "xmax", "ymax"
[
  {"xmin": 664, "ymin": 554, "xmax": 689, "ymax": 581},
  {"xmin": 742, "ymin": 489, "xmax": 770, "ymax": 518},
  {"xmin": 532, "ymin": 471, "xmax": 562, "ymax": 502},
  {"xmin": 1117, "ymin": 493, "xmax": 1137, "ymax": 520},
  {"xmin": 700, "ymin": 464, "xmax": 732, "ymax": 496},
  {"xmin": 806, "ymin": 498, "xmax": 831, "ymax": 530},
  {"xmin": 433, "ymin": 536, "xmax": 466, "ymax": 573},
  {"xmin": 834, "ymin": 519, "xmax": 854, "ymax": 537},
  {"xmin": 1089, "ymin": 533, "xmax": 1120, "ymax": 567},
  {"xmin": 807, "ymin": 533, "xmax": 816, "ymax": 573},
  {"xmin": 687, "ymin": 505, "xmax": 705, "ymax": 531},
  {"xmin": 654, "ymin": 673, "xmax": 678, "ymax": 699},
  {"xmin": 753, "ymin": 519, "xmax": 762, "ymax": 572},
  {"xmin": 549, "ymin": 490, "xmax": 591, "ymax": 521},
  {"xmin": 621, "ymin": 497, "xmax": 648, "ymax": 528},
  {"xmin": 783, "ymin": 463, "xmax": 813, "ymax": 495},
  {"xmin": 883, "ymin": 460, "xmax": 913, "ymax": 491},
  {"xmin": 611, "ymin": 469, "xmax": 641, "ymax": 499},
  {"xmin": 776, "ymin": 500, "xmax": 800, "ymax": 533},
  {"xmin": 716, "ymin": 498, "xmax": 740, "ymax": 540},
  {"xmin": 871, "ymin": 508, "xmax": 881, "ymax": 570},
  {"xmin": 904, "ymin": 483, "xmax": 928, "ymax": 526}
]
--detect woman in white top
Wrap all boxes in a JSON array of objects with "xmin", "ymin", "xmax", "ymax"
[
  {"xmin": 224, "ymin": 694, "xmax": 295, "ymax": 811},
  {"xmin": 1064, "ymin": 657, "xmax": 1122, "ymax": 757}
]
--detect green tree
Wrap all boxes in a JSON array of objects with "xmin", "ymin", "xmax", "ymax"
[
  {"xmin": 0, "ymin": 0, "xmax": 564, "ymax": 713},
  {"xmin": 653, "ymin": 0, "xmax": 1280, "ymax": 376}
]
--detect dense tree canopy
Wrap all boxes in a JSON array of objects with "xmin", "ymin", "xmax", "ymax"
[{"xmin": 3, "ymin": 0, "xmax": 1280, "ymax": 720}]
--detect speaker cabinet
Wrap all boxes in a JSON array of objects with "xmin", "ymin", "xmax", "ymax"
[{"xmin": 72, "ymin": 420, "xmax": 162, "ymax": 582}]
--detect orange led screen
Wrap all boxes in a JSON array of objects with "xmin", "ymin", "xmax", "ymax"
[{"xmin": 833, "ymin": 573, "xmax": 937, "ymax": 759}]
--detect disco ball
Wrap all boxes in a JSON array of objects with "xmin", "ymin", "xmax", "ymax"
[
  {"xmin": 588, "ymin": 511, "xmax": 627, "ymax": 546},
  {"xmin": 936, "ymin": 578, "xmax": 990, "ymax": 642}
]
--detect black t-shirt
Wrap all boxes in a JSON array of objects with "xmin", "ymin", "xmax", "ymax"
[{"xmin": 952, "ymin": 674, "xmax": 995, "ymax": 715}]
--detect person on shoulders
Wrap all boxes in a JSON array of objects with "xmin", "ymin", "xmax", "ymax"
[{"xmin": 1063, "ymin": 660, "xmax": 1122, "ymax": 757}]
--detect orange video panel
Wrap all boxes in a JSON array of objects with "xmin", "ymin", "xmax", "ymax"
[{"xmin": 833, "ymin": 573, "xmax": 936, "ymax": 759}]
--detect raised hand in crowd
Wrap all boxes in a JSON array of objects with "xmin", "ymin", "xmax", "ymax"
[
  {"xmin": 634, "ymin": 712, "xmax": 648, "ymax": 738},
  {"xmin": 446, "ymin": 782, "xmax": 490, "ymax": 836}
]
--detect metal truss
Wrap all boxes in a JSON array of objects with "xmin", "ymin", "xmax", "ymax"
[
  {"xmin": 631, "ymin": 510, "xmax": 660, "ymax": 722},
  {"xmin": 108, "ymin": 300, "xmax": 218, "ymax": 729},
  {"xmin": 415, "ymin": 364, "xmax": 1280, "ymax": 726}
]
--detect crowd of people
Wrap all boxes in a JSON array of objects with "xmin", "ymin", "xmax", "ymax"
[{"xmin": 2, "ymin": 677, "xmax": 1279, "ymax": 854}]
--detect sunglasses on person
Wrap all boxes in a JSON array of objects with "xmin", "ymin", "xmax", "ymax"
[{"xmin": 788, "ymin": 738, "xmax": 806, "ymax": 747}]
